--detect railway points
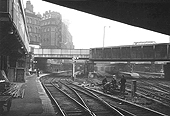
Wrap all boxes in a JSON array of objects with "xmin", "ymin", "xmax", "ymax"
[{"xmin": 39, "ymin": 72, "xmax": 170, "ymax": 116}]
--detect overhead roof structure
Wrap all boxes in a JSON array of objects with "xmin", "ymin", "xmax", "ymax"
[{"xmin": 43, "ymin": 0, "xmax": 170, "ymax": 35}]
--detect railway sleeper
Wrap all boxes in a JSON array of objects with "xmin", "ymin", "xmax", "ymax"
[
  {"xmin": 66, "ymin": 110, "xmax": 89, "ymax": 116},
  {"xmin": 93, "ymin": 110, "xmax": 111, "ymax": 114}
]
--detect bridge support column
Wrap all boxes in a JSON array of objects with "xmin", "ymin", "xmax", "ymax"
[
  {"xmin": 35, "ymin": 59, "xmax": 48, "ymax": 73},
  {"xmin": 127, "ymin": 62, "xmax": 134, "ymax": 72},
  {"xmin": 150, "ymin": 61, "xmax": 155, "ymax": 72},
  {"xmin": 163, "ymin": 63, "xmax": 170, "ymax": 80},
  {"xmin": 84, "ymin": 60, "xmax": 95, "ymax": 76}
]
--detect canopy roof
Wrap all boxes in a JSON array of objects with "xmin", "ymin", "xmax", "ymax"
[{"xmin": 43, "ymin": 0, "xmax": 170, "ymax": 35}]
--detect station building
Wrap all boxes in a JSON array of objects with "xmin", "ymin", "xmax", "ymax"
[{"xmin": 0, "ymin": 0, "xmax": 30, "ymax": 82}]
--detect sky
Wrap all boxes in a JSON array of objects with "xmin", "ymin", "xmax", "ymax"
[{"xmin": 23, "ymin": 0, "xmax": 169, "ymax": 49}]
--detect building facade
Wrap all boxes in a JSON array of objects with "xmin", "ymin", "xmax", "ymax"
[
  {"xmin": 25, "ymin": 0, "xmax": 41, "ymax": 45},
  {"xmin": 24, "ymin": 0, "xmax": 74, "ymax": 49},
  {"xmin": 41, "ymin": 11, "xmax": 62, "ymax": 48},
  {"xmin": 62, "ymin": 23, "xmax": 74, "ymax": 49}
]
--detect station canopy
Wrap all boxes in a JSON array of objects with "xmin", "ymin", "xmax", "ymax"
[{"xmin": 43, "ymin": 0, "xmax": 170, "ymax": 35}]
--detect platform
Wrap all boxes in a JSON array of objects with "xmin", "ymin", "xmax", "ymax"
[{"xmin": 2, "ymin": 74, "xmax": 56, "ymax": 116}]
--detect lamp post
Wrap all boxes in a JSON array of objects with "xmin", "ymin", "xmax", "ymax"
[{"xmin": 103, "ymin": 26, "xmax": 110, "ymax": 48}]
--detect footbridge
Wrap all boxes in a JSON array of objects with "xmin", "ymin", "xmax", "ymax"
[{"xmin": 33, "ymin": 48, "xmax": 90, "ymax": 60}]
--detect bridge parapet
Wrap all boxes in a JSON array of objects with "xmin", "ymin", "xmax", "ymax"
[{"xmin": 90, "ymin": 43, "xmax": 170, "ymax": 61}]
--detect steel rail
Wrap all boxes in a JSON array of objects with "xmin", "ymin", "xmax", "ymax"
[
  {"xmin": 51, "ymin": 82, "xmax": 95, "ymax": 116},
  {"xmin": 59, "ymin": 80, "xmax": 97, "ymax": 116},
  {"xmin": 86, "ymin": 86, "xmax": 169, "ymax": 116},
  {"xmin": 67, "ymin": 80, "xmax": 168, "ymax": 116},
  {"xmin": 61, "ymin": 80, "xmax": 125, "ymax": 116},
  {"xmin": 126, "ymin": 82, "xmax": 170, "ymax": 107},
  {"xmin": 41, "ymin": 82, "xmax": 66, "ymax": 116}
]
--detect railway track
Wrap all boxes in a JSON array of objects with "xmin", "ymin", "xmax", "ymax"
[
  {"xmin": 56, "ymin": 79, "xmax": 124, "ymax": 116},
  {"xmin": 41, "ymin": 77, "xmax": 124, "ymax": 116},
  {"xmin": 125, "ymin": 82, "xmax": 170, "ymax": 115},
  {"xmin": 60, "ymin": 79, "xmax": 168, "ymax": 116},
  {"xmin": 143, "ymin": 80, "xmax": 170, "ymax": 93},
  {"xmin": 42, "ymin": 78, "xmax": 94, "ymax": 116},
  {"xmin": 139, "ymin": 80, "xmax": 170, "ymax": 94},
  {"xmin": 40, "ymin": 73, "xmax": 170, "ymax": 116},
  {"xmin": 126, "ymin": 80, "xmax": 170, "ymax": 107}
]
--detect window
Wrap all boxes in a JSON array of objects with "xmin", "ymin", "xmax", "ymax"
[
  {"xmin": 34, "ymin": 27, "xmax": 35, "ymax": 33},
  {"xmin": 32, "ymin": 19, "xmax": 35, "ymax": 24},
  {"xmin": 29, "ymin": 18, "xmax": 32, "ymax": 23},
  {"xmin": 30, "ymin": 26, "xmax": 32, "ymax": 32},
  {"xmin": 51, "ymin": 27, "xmax": 55, "ymax": 31}
]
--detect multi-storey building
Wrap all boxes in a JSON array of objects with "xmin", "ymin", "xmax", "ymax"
[
  {"xmin": 25, "ymin": 0, "xmax": 41, "ymax": 45},
  {"xmin": 62, "ymin": 23, "xmax": 74, "ymax": 49},
  {"xmin": 40, "ymin": 11, "xmax": 62, "ymax": 48},
  {"xmin": 24, "ymin": 0, "xmax": 74, "ymax": 49}
]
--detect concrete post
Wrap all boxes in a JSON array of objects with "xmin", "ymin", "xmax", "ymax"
[
  {"xmin": 164, "ymin": 63, "xmax": 170, "ymax": 80},
  {"xmin": 131, "ymin": 80, "xmax": 136, "ymax": 97},
  {"xmin": 127, "ymin": 61, "xmax": 131, "ymax": 72},
  {"xmin": 151, "ymin": 61, "xmax": 155, "ymax": 72}
]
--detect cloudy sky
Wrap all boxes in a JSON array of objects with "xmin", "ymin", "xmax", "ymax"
[{"xmin": 23, "ymin": 0, "xmax": 169, "ymax": 49}]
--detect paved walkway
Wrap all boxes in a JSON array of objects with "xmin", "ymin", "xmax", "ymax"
[{"xmin": 2, "ymin": 74, "xmax": 56, "ymax": 116}]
